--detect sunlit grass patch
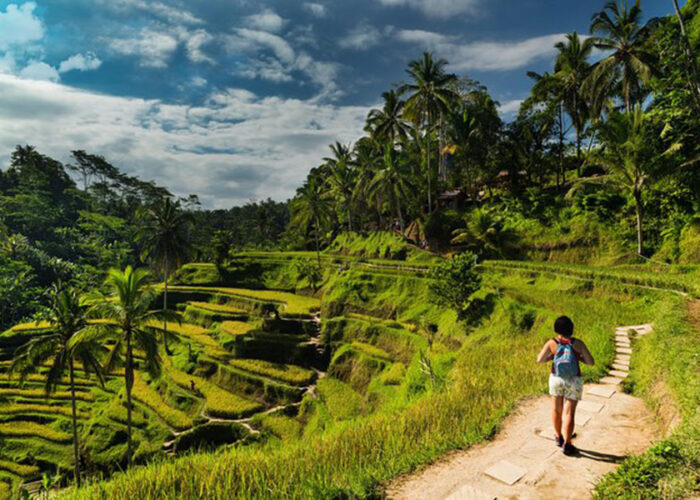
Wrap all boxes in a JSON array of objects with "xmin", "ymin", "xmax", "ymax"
[
  {"xmin": 219, "ymin": 321, "xmax": 254, "ymax": 337},
  {"xmin": 132, "ymin": 373, "xmax": 192, "ymax": 431},
  {"xmin": 0, "ymin": 459, "xmax": 39, "ymax": 478},
  {"xmin": 227, "ymin": 359, "xmax": 316, "ymax": 386},
  {"xmin": 0, "ymin": 422, "xmax": 71, "ymax": 443},
  {"xmin": 0, "ymin": 403, "xmax": 89, "ymax": 420},
  {"xmin": 165, "ymin": 362, "xmax": 262, "ymax": 419},
  {"xmin": 0, "ymin": 387, "xmax": 94, "ymax": 402}
]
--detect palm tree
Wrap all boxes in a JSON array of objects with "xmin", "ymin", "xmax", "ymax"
[
  {"xmin": 400, "ymin": 52, "xmax": 458, "ymax": 213},
  {"xmin": 365, "ymin": 90, "xmax": 411, "ymax": 145},
  {"xmin": 586, "ymin": 1, "xmax": 658, "ymax": 113},
  {"xmin": 368, "ymin": 144, "xmax": 415, "ymax": 234},
  {"xmin": 292, "ymin": 175, "xmax": 333, "ymax": 267},
  {"xmin": 10, "ymin": 285, "xmax": 106, "ymax": 486},
  {"xmin": 86, "ymin": 266, "xmax": 173, "ymax": 467},
  {"xmin": 137, "ymin": 197, "xmax": 193, "ymax": 355},
  {"xmin": 324, "ymin": 142, "xmax": 356, "ymax": 232},
  {"xmin": 555, "ymin": 32, "xmax": 594, "ymax": 175},
  {"xmin": 568, "ymin": 108, "xmax": 677, "ymax": 256},
  {"xmin": 451, "ymin": 208, "xmax": 518, "ymax": 258}
]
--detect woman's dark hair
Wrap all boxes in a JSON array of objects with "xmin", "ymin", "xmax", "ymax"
[{"xmin": 554, "ymin": 316, "xmax": 574, "ymax": 337}]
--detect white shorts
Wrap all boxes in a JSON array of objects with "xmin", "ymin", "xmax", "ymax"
[{"xmin": 549, "ymin": 374, "xmax": 583, "ymax": 401}]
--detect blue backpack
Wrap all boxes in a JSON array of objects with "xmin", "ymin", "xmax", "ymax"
[{"xmin": 552, "ymin": 339, "xmax": 579, "ymax": 377}]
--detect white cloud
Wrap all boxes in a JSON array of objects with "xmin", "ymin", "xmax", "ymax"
[
  {"xmin": 377, "ymin": 0, "xmax": 481, "ymax": 19},
  {"xmin": 190, "ymin": 76, "xmax": 207, "ymax": 87},
  {"xmin": 0, "ymin": 74, "xmax": 369, "ymax": 207},
  {"xmin": 58, "ymin": 52, "xmax": 103, "ymax": 73},
  {"xmin": 183, "ymin": 29, "xmax": 215, "ymax": 64},
  {"xmin": 396, "ymin": 31, "xmax": 568, "ymax": 71},
  {"xmin": 100, "ymin": 0, "xmax": 204, "ymax": 26},
  {"xmin": 18, "ymin": 61, "xmax": 60, "ymax": 82},
  {"xmin": 225, "ymin": 29, "xmax": 341, "ymax": 98},
  {"xmin": 245, "ymin": 8, "xmax": 286, "ymax": 33},
  {"xmin": 497, "ymin": 99, "xmax": 523, "ymax": 116},
  {"xmin": 303, "ymin": 3, "xmax": 327, "ymax": 18},
  {"xmin": 0, "ymin": 2, "xmax": 44, "ymax": 49},
  {"xmin": 339, "ymin": 22, "xmax": 382, "ymax": 50},
  {"xmin": 109, "ymin": 28, "xmax": 178, "ymax": 68}
]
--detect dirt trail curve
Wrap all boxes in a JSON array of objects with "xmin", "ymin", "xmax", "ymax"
[{"xmin": 387, "ymin": 324, "xmax": 656, "ymax": 500}]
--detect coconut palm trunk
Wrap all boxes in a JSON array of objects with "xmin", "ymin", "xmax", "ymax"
[
  {"xmin": 634, "ymin": 190, "xmax": 644, "ymax": 256},
  {"xmin": 124, "ymin": 328, "xmax": 134, "ymax": 467},
  {"xmin": 69, "ymin": 360, "xmax": 81, "ymax": 486},
  {"xmin": 395, "ymin": 195, "xmax": 405, "ymax": 235},
  {"xmin": 426, "ymin": 124, "xmax": 432, "ymax": 214},
  {"xmin": 163, "ymin": 265, "xmax": 170, "ymax": 355},
  {"xmin": 314, "ymin": 215, "xmax": 322, "ymax": 268}
]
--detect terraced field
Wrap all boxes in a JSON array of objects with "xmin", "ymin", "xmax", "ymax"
[{"xmin": 0, "ymin": 266, "xmax": 330, "ymax": 496}]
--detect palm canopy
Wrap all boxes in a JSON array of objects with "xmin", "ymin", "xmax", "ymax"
[
  {"xmin": 367, "ymin": 144, "xmax": 415, "ymax": 233},
  {"xmin": 137, "ymin": 197, "xmax": 193, "ymax": 278},
  {"xmin": 586, "ymin": 0, "xmax": 658, "ymax": 112},
  {"xmin": 11, "ymin": 285, "xmax": 106, "ymax": 393},
  {"xmin": 365, "ymin": 90, "xmax": 411, "ymax": 145},
  {"xmin": 400, "ymin": 52, "xmax": 458, "ymax": 126},
  {"xmin": 85, "ymin": 266, "xmax": 174, "ymax": 376},
  {"xmin": 292, "ymin": 174, "xmax": 333, "ymax": 266}
]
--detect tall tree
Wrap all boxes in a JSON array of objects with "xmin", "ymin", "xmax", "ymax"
[
  {"xmin": 368, "ymin": 144, "xmax": 415, "ymax": 234},
  {"xmin": 555, "ymin": 32, "xmax": 594, "ymax": 175},
  {"xmin": 292, "ymin": 175, "xmax": 333, "ymax": 267},
  {"xmin": 568, "ymin": 108, "xmax": 678, "ymax": 256},
  {"xmin": 400, "ymin": 52, "xmax": 458, "ymax": 213},
  {"xmin": 324, "ymin": 142, "xmax": 356, "ymax": 232},
  {"xmin": 671, "ymin": 0, "xmax": 700, "ymax": 112},
  {"xmin": 11, "ymin": 285, "xmax": 106, "ymax": 486},
  {"xmin": 587, "ymin": 0, "xmax": 659, "ymax": 112},
  {"xmin": 137, "ymin": 197, "xmax": 193, "ymax": 355},
  {"xmin": 86, "ymin": 267, "xmax": 172, "ymax": 467}
]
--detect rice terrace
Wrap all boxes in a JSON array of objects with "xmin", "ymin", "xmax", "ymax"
[{"xmin": 0, "ymin": 0, "xmax": 698, "ymax": 499}]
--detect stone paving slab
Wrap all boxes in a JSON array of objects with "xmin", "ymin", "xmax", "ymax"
[
  {"xmin": 615, "ymin": 354, "xmax": 631, "ymax": 362},
  {"xmin": 613, "ymin": 357, "xmax": 630, "ymax": 366},
  {"xmin": 616, "ymin": 339, "xmax": 631, "ymax": 345},
  {"xmin": 617, "ymin": 347, "xmax": 633, "ymax": 355},
  {"xmin": 518, "ymin": 438, "xmax": 559, "ymax": 461},
  {"xmin": 484, "ymin": 460, "xmax": 527, "ymax": 486},
  {"xmin": 600, "ymin": 376, "xmax": 623, "ymax": 385},
  {"xmin": 587, "ymin": 386, "xmax": 616, "ymax": 398},
  {"xmin": 612, "ymin": 363, "xmax": 629, "ymax": 371},
  {"xmin": 445, "ymin": 484, "xmax": 496, "ymax": 500},
  {"xmin": 578, "ymin": 399, "xmax": 605, "ymax": 413},
  {"xmin": 609, "ymin": 370, "xmax": 629, "ymax": 379}
]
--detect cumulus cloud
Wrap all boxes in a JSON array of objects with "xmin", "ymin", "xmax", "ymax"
[
  {"xmin": 0, "ymin": 2, "xmax": 44, "ymax": 49},
  {"xmin": 58, "ymin": 52, "xmax": 103, "ymax": 73},
  {"xmin": 183, "ymin": 29, "xmax": 215, "ymax": 64},
  {"xmin": 339, "ymin": 22, "xmax": 382, "ymax": 50},
  {"xmin": 396, "ymin": 30, "xmax": 568, "ymax": 71},
  {"xmin": 303, "ymin": 3, "xmax": 327, "ymax": 18},
  {"xmin": 99, "ymin": 0, "xmax": 204, "ymax": 26},
  {"xmin": 376, "ymin": 0, "xmax": 481, "ymax": 19},
  {"xmin": 245, "ymin": 8, "xmax": 286, "ymax": 33},
  {"xmin": 0, "ymin": 75, "xmax": 368, "ymax": 207},
  {"xmin": 18, "ymin": 61, "xmax": 60, "ymax": 82},
  {"xmin": 109, "ymin": 28, "xmax": 179, "ymax": 68}
]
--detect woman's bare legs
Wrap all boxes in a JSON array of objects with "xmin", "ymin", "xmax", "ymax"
[
  {"xmin": 563, "ymin": 398, "xmax": 578, "ymax": 444},
  {"xmin": 552, "ymin": 396, "xmax": 564, "ymax": 439}
]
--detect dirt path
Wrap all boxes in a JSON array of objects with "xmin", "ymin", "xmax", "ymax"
[{"xmin": 386, "ymin": 324, "xmax": 657, "ymax": 500}]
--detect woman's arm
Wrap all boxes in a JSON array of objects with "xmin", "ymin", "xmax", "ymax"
[
  {"xmin": 575, "ymin": 340, "xmax": 595, "ymax": 365},
  {"xmin": 537, "ymin": 340, "xmax": 555, "ymax": 363}
]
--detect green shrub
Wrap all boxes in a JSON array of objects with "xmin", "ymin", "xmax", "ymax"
[
  {"xmin": 428, "ymin": 252, "xmax": 482, "ymax": 320},
  {"xmin": 678, "ymin": 216, "xmax": 700, "ymax": 264}
]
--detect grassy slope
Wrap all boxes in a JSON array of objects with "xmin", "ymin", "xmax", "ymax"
[{"xmin": 60, "ymin": 263, "xmax": 665, "ymax": 499}]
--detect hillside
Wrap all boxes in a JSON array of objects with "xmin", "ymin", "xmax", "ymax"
[{"xmin": 1, "ymin": 251, "xmax": 689, "ymax": 499}]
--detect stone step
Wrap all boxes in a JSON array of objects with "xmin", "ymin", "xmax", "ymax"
[
  {"xmin": 609, "ymin": 370, "xmax": 629, "ymax": 379},
  {"xmin": 613, "ymin": 358, "xmax": 630, "ymax": 367},
  {"xmin": 612, "ymin": 363, "xmax": 629, "ymax": 371},
  {"xmin": 484, "ymin": 460, "xmax": 527, "ymax": 485},
  {"xmin": 600, "ymin": 376, "xmax": 623, "ymax": 385},
  {"xmin": 615, "ymin": 354, "xmax": 631, "ymax": 363},
  {"xmin": 578, "ymin": 399, "xmax": 605, "ymax": 413},
  {"xmin": 616, "ymin": 347, "xmax": 632, "ymax": 355},
  {"xmin": 587, "ymin": 386, "xmax": 616, "ymax": 398}
]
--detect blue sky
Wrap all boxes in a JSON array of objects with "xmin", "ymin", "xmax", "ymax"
[{"xmin": 0, "ymin": 0, "xmax": 678, "ymax": 207}]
